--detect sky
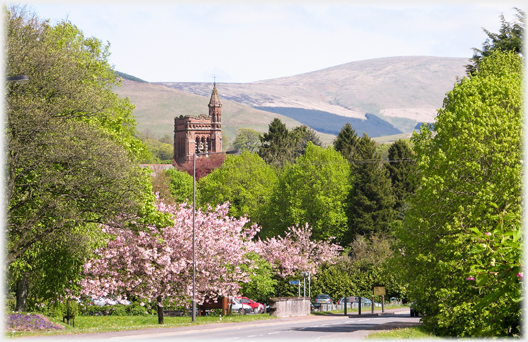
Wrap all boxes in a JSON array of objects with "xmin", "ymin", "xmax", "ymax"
[{"xmin": 21, "ymin": 1, "xmax": 523, "ymax": 83}]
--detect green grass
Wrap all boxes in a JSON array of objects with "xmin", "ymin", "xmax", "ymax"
[
  {"xmin": 365, "ymin": 326, "xmax": 437, "ymax": 339},
  {"xmin": 6, "ymin": 313, "xmax": 276, "ymax": 339}
]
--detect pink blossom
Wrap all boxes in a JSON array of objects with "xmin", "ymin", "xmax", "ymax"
[
  {"xmin": 484, "ymin": 232, "xmax": 491, "ymax": 236},
  {"xmin": 466, "ymin": 277, "xmax": 475, "ymax": 281},
  {"xmin": 517, "ymin": 273, "xmax": 523, "ymax": 279}
]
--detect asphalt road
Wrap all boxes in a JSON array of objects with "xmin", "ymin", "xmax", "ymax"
[{"xmin": 19, "ymin": 310, "xmax": 421, "ymax": 341}]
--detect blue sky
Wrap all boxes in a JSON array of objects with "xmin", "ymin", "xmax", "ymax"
[{"xmin": 24, "ymin": 1, "xmax": 522, "ymax": 83}]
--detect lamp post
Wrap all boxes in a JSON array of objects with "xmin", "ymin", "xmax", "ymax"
[{"xmin": 191, "ymin": 148, "xmax": 240, "ymax": 323}]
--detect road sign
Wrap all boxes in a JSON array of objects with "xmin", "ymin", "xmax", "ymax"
[
  {"xmin": 373, "ymin": 286, "xmax": 386, "ymax": 296},
  {"xmin": 289, "ymin": 280, "xmax": 299, "ymax": 285}
]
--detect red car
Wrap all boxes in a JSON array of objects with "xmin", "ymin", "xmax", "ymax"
[{"xmin": 235, "ymin": 297, "xmax": 265, "ymax": 314}]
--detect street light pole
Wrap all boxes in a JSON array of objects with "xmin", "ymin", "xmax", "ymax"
[
  {"xmin": 191, "ymin": 149, "xmax": 239, "ymax": 323},
  {"xmin": 192, "ymin": 152, "xmax": 197, "ymax": 323}
]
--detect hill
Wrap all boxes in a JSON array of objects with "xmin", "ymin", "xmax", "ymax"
[
  {"xmin": 158, "ymin": 56, "xmax": 468, "ymax": 134},
  {"xmin": 113, "ymin": 80, "xmax": 337, "ymax": 146}
]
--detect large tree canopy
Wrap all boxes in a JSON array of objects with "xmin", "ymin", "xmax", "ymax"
[
  {"xmin": 261, "ymin": 142, "xmax": 350, "ymax": 243},
  {"xmin": 345, "ymin": 134, "xmax": 395, "ymax": 244},
  {"xmin": 6, "ymin": 6, "xmax": 152, "ymax": 309},
  {"xmin": 198, "ymin": 151, "xmax": 277, "ymax": 225},
  {"xmin": 397, "ymin": 50, "xmax": 523, "ymax": 337}
]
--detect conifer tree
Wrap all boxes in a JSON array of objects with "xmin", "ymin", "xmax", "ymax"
[
  {"xmin": 385, "ymin": 139, "xmax": 418, "ymax": 212},
  {"xmin": 333, "ymin": 123, "xmax": 360, "ymax": 166},
  {"xmin": 258, "ymin": 118, "xmax": 292, "ymax": 167},
  {"xmin": 345, "ymin": 134, "xmax": 395, "ymax": 244}
]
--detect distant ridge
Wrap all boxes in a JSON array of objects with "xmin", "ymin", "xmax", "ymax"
[
  {"xmin": 116, "ymin": 71, "xmax": 148, "ymax": 83},
  {"xmin": 254, "ymin": 107, "xmax": 402, "ymax": 137}
]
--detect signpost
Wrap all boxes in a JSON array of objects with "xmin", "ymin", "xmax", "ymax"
[
  {"xmin": 373, "ymin": 286, "xmax": 386, "ymax": 313},
  {"xmin": 289, "ymin": 280, "xmax": 300, "ymax": 296}
]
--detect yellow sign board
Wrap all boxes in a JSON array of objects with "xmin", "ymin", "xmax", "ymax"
[{"xmin": 373, "ymin": 286, "xmax": 386, "ymax": 296}]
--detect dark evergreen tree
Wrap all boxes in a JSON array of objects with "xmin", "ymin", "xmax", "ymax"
[
  {"xmin": 466, "ymin": 7, "xmax": 524, "ymax": 75},
  {"xmin": 258, "ymin": 118, "xmax": 292, "ymax": 167},
  {"xmin": 333, "ymin": 123, "xmax": 360, "ymax": 166},
  {"xmin": 385, "ymin": 139, "xmax": 418, "ymax": 213},
  {"xmin": 345, "ymin": 134, "xmax": 395, "ymax": 244}
]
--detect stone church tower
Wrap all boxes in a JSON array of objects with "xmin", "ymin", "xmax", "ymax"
[{"xmin": 173, "ymin": 83, "xmax": 222, "ymax": 164}]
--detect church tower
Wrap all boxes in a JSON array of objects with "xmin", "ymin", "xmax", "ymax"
[{"xmin": 173, "ymin": 83, "xmax": 223, "ymax": 165}]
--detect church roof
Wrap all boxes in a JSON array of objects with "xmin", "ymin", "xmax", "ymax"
[{"xmin": 208, "ymin": 82, "xmax": 222, "ymax": 107}]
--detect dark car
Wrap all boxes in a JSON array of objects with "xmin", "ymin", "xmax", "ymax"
[
  {"xmin": 410, "ymin": 302, "xmax": 421, "ymax": 317},
  {"xmin": 313, "ymin": 294, "xmax": 332, "ymax": 309}
]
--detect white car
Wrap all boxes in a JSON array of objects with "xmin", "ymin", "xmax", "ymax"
[
  {"xmin": 230, "ymin": 298, "xmax": 253, "ymax": 315},
  {"xmin": 92, "ymin": 297, "xmax": 130, "ymax": 306}
]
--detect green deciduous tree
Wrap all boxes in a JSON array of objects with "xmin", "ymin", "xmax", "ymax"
[
  {"xmin": 198, "ymin": 151, "xmax": 277, "ymax": 224},
  {"xmin": 346, "ymin": 134, "xmax": 395, "ymax": 244},
  {"xmin": 397, "ymin": 51, "xmax": 523, "ymax": 337},
  {"xmin": 6, "ymin": 6, "xmax": 152, "ymax": 308},
  {"xmin": 261, "ymin": 143, "xmax": 350, "ymax": 243}
]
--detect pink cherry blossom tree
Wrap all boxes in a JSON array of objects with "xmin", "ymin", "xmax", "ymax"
[
  {"xmin": 81, "ymin": 200, "xmax": 258, "ymax": 324},
  {"xmin": 254, "ymin": 223, "xmax": 342, "ymax": 277}
]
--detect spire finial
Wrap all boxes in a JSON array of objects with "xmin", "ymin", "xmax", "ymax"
[{"xmin": 213, "ymin": 75, "xmax": 216, "ymax": 87}]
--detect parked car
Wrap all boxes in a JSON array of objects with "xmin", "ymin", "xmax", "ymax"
[
  {"xmin": 313, "ymin": 294, "xmax": 332, "ymax": 309},
  {"xmin": 91, "ymin": 296, "xmax": 131, "ymax": 306},
  {"xmin": 337, "ymin": 296, "xmax": 356, "ymax": 306},
  {"xmin": 235, "ymin": 296, "xmax": 265, "ymax": 314},
  {"xmin": 336, "ymin": 296, "xmax": 382, "ymax": 307},
  {"xmin": 410, "ymin": 302, "xmax": 421, "ymax": 317},
  {"xmin": 230, "ymin": 298, "xmax": 253, "ymax": 315}
]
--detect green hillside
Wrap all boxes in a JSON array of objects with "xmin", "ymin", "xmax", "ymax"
[{"xmin": 114, "ymin": 79, "xmax": 332, "ymax": 146}]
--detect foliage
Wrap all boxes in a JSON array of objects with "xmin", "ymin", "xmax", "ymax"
[
  {"xmin": 151, "ymin": 168, "xmax": 193, "ymax": 205},
  {"xmin": 385, "ymin": 139, "xmax": 418, "ymax": 212},
  {"xmin": 397, "ymin": 51, "xmax": 523, "ymax": 337},
  {"xmin": 238, "ymin": 252, "xmax": 277, "ymax": 304},
  {"xmin": 143, "ymin": 139, "xmax": 174, "ymax": 162},
  {"xmin": 258, "ymin": 118, "xmax": 295, "ymax": 167},
  {"xmin": 254, "ymin": 224, "xmax": 342, "ymax": 278},
  {"xmin": 198, "ymin": 151, "xmax": 277, "ymax": 225},
  {"xmin": 80, "ymin": 303, "xmax": 149, "ymax": 316},
  {"xmin": 6, "ymin": 5, "xmax": 153, "ymax": 309},
  {"xmin": 8, "ymin": 223, "xmax": 108, "ymax": 310},
  {"xmin": 81, "ymin": 199, "xmax": 259, "ymax": 324},
  {"xmin": 290, "ymin": 125, "xmax": 323, "ymax": 157},
  {"xmin": 233, "ymin": 128, "xmax": 262, "ymax": 153},
  {"xmin": 261, "ymin": 143, "xmax": 351, "ymax": 242},
  {"xmin": 310, "ymin": 265, "xmax": 357, "ymax": 300},
  {"xmin": 346, "ymin": 134, "xmax": 395, "ymax": 244},
  {"xmin": 333, "ymin": 122, "xmax": 360, "ymax": 165},
  {"xmin": 467, "ymin": 8, "xmax": 524, "ymax": 75},
  {"xmin": 7, "ymin": 313, "xmax": 65, "ymax": 332},
  {"xmin": 313, "ymin": 234, "xmax": 407, "ymax": 301}
]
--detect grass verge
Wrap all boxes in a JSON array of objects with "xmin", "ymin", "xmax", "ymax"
[
  {"xmin": 6, "ymin": 313, "xmax": 276, "ymax": 338},
  {"xmin": 365, "ymin": 326, "xmax": 437, "ymax": 339}
]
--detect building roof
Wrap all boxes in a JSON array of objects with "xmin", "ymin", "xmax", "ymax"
[{"xmin": 208, "ymin": 82, "xmax": 222, "ymax": 108}]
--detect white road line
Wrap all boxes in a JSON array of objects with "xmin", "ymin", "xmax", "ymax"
[{"xmin": 268, "ymin": 332, "xmax": 280, "ymax": 335}]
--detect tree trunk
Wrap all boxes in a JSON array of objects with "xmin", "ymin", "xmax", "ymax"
[
  {"xmin": 15, "ymin": 273, "xmax": 29, "ymax": 312},
  {"xmin": 157, "ymin": 296, "xmax": 164, "ymax": 324}
]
